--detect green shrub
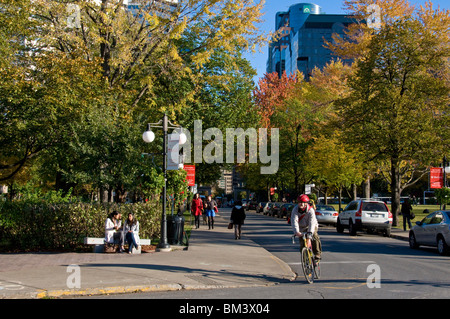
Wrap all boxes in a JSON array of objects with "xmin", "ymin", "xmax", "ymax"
[
  {"xmin": 0, "ymin": 200, "xmax": 161, "ymax": 251},
  {"xmin": 435, "ymin": 188, "xmax": 450, "ymax": 206}
]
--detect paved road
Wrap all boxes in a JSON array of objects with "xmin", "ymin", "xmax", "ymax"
[{"xmin": 97, "ymin": 208, "xmax": 450, "ymax": 299}]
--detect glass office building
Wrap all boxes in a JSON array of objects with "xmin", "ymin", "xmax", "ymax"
[{"xmin": 266, "ymin": 3, "xmax": 355, "ymax": 80}]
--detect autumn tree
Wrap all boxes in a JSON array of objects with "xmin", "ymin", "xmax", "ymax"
[
  {"xmin": 335, "ymin": 9, "xmax": 450, "ymax": 225},
  {"xmin": 254, "ymin": 71, "xmax": 300, "ymax": 128},
  {"xmin": 325, "ymin": 0, "xmax": 415, "ymax": 60},
  {"xmin": 305, "ymin": 133, "xmax": 365, "ymax": 211},
  {"xmin": 0, "ymin": 0, "xmax": 267, "ymax": 199}
]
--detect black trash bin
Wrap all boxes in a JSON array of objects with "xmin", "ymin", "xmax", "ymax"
[{"xmin": 167, "ymin": 213, "xmax": 185, "ymax": 245}]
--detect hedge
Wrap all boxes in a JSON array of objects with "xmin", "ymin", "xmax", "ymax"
[{"xmin": 0, "ymin": 200, "xmax": 161, "ymax": 251}]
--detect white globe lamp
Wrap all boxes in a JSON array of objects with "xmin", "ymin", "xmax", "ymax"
[{"xmin": 142, "ymin": 130, "xmax": 155, "ymax": 143}]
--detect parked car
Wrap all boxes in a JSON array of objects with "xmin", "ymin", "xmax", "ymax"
[
  {"xmin": 257, "ymin": 202, "xmax": 268, "ymax": 214},
  {"xmin": 315, "ymin": 205, "xmax": 339, "ymax": 225},
  {"xmin": 247, "ymin": 201, "xmax": 258, "ymax": 211},
  {"xmin": 409, "ymin": 210, "xmax": 450, "ymax": 256},
  {"xmin": 268, "ymin": 202, "xmax": 283, "ymax": 217},
  {"xmin": 263, "ymin": 202, "xmax": 274, "ymax": 215},
  {"xmin": 279, "ymin": 203, "xmax": 295, "ymax": 219},
  {"xmin": 336, "ymin": 199, "xmax": 393, "ymax": 237}
]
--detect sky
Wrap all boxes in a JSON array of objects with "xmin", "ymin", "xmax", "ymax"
[{"xmin": 246, "ymin": 0, "xmax": 449, "ymax": 84}]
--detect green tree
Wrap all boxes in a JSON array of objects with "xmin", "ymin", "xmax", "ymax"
[
  {"xmin": 336, "ymin": 17, "xmax": 449, "ymax": 225},
  {"xmin": 0, "ymin": 0, "xmax": 266, "ymax": 199},
  {"xmin": 178, "ymin": 43, "xmax": 260, "ymax": 185},
  {"xmin": 306, "ymin": 134, "xmax": 365, "ymax": 211},
  {"xmin": 435, "ymin": 187, "xmax": 450, "ymax": 207}
]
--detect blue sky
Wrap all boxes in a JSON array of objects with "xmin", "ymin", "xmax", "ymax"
[{"xmin": 247, "ymin": 0, "xmax": 449, "ymax": 83}]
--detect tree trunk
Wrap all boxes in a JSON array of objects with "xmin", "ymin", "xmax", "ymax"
[
  {"xmin": 115, "ymin": 184, "xmax": 127, "ymax": 203},
  {"xmin": 352, "ymin": 184, "xmax": 357, "ymax": 200},
  {"xmin": 363, "ymin": 177, "xmax": 370, "ymax": 199},
  {"xmin": 390, "ymin": 158, "xmax": 402, "ymax": 227}
]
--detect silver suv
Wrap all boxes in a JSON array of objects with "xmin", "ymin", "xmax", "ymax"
[{"xmin": 336, "ymin": 199, "xmax": 393, "ymax": 237}]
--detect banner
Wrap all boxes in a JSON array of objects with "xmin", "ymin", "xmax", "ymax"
[
  {"xmin": 430, "ymin": 167, "xmax": 443, "ymax": 189},
  {"xmin": 184, "ymin": 165, "xmax": 195, "ymax": 186},
  {"xmin": 167, "ymin": 133, "xmax": 184, "ymax": 170}
]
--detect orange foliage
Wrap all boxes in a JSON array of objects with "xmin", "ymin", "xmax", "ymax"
[{"xmin": 253, "ymin": 71, "xmax": 300, "ymax": 128}]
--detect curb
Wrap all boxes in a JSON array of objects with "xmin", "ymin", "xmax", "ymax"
[
  {"xmin": 35, "ymin": 284, "xmax": 183, "ymax": 299},
  {"xmin": 34, "ymin": 281, "xmax": 289, "ymax": 299},
  {"xmin": 390, "ymin": 234, "xmax": 409, "ymax": 242}
]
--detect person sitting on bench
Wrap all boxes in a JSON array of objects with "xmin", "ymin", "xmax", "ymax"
[
  {"xmin": 124, "ymin": 213, "xmax": 140, "ymax": 254},
  {"xmin": 105, "ymin": 211, "xmax": 124, "ymax": 252}
]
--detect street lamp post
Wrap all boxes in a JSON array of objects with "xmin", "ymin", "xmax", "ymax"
[{"xmin": 142, "ymin": 113, "xmax": 186, "ymax": 251}]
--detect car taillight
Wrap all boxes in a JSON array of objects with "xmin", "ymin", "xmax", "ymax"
[
  {"xmin": 356, "ymin": 205, "xmax": 362, "ymax": 217},
  {"xmin": 315, "ymin": 212, "xmax": 322, "ymax": 216},
  {"xmin": 333, "ymin": 213, "xmax": 339, "ymax": 216},
  {"xmin": 385, "ymin": 204, "xmax": 393, "ymax": 218}
]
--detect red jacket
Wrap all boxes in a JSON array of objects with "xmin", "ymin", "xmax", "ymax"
[{"xmin": 191, "ymin": 198, "xmax": 203, "ymax": 216}]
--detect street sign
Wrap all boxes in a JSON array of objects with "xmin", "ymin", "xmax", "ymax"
[
  {"xmin": 305, "ymin": 184, "xmax": 315, "ymax": 194},
  {"xmin": 430, "ymin": 167, "xmax": 443, "ymax": 189}
]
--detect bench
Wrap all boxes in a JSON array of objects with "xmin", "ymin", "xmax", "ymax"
[{"xmin": 84, "ymin": 237, "xmax": 151, "ymax": 254}]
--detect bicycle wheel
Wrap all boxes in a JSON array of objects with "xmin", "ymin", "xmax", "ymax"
[{"xmin": 301, "ymin": 247, "xmax": 314, "ymax": 284}]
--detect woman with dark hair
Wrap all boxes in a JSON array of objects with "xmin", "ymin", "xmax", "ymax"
[
  {"xmin": 205, "ymin": 195, "xmax": 218, "ymax": 230},
  {"xmin": 191, "ymin": 193, "xmax": 204, "ymax": 229},
  {"xmin": 105, "ymin": 211, "xmax": 124, "ymax": 252},
  {"xmin": 124, "ymin": 213, "xmax": 140, "ymax": 254}
]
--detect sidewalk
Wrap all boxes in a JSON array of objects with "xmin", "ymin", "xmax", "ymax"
[
  {"xmin": 0, "ymin": 211, "xmax": 295, "ymax": 299},
  {"xmin": 390, "ymin": 227, "xmax": 410, "ymax": 242},
  {"xmin": 0, "ymin": 213, "xmax": 411, "ymax": 299}
]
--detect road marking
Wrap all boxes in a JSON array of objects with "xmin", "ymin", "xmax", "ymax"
[
  {"xmin": 323, "ymin": 281, "xmax": 368, "ymax": 290},
  {"xmin": 0, "ymin": 280, "xmax": 25, "ymax": 291},
  {"xmin": 288, "ymin": 261, "xmax": 375, "ymax": 265}
]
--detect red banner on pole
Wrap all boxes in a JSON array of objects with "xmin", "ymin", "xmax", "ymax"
[
  {"xmin": 430, "ymin": 167, "xmax": 443, "ymax": 189},
  {"xmin": 184, "ymin": 165, "xmax": 195, "ymax": 186}
]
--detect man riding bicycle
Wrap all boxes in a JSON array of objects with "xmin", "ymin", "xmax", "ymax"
[{"xmin": 291, "ymin": 194, "xmax": 322, "ymax": 261}]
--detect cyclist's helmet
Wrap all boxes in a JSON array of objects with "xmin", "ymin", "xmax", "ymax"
[{"xmin": 298, "ymin": 194, "xmax": 310, "ymax": 203}]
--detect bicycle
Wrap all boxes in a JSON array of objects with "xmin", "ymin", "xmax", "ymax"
[{"xmin": 292, "ymin": 234, "xmax": 320, "ymax": 284}]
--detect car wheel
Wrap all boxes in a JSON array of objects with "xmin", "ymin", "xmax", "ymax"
[
  {"xmin": 409, "ymin": 231, "xmax": 419, "ymax": 249},
  {"xmin": 349, "ymin": 220, "xmax": 357, "ymax": 236},
  {"xmin": 383, "ymin": 227, "xmax": 391, "ymax": 237},
  {"xmin": 437, "ymin": 236, "xmax": 449, "ymax": 256},
  {"xmin": 336, "ymin": 218, "xmax": 344, "ymax": 233}
]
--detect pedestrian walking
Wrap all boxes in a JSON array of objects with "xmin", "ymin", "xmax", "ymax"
[
  {"xmin": 401, "ymin": 199, "xmax": 413, "ymax": 231},
  {"xmin": 191, "ymin": 193, "xmax": 204, "ymax": 229},
  {"xmin": 230, "ymin": 201, "xmax": 246, "ymax": 239},
  {"xmin": 204, "ymin": 195, "xmax": 218, "ymax": 229}
]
